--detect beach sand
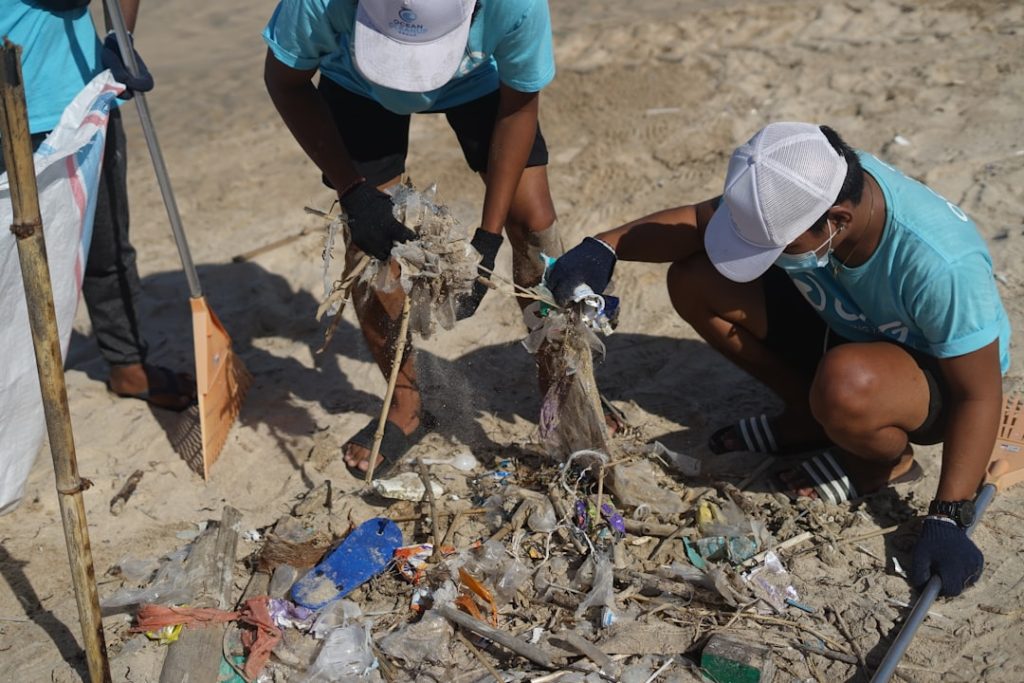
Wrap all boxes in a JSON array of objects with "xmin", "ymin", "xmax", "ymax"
[{"xmin": 1, "ymin": 0, "xmax": 1022, "ymax": 680}]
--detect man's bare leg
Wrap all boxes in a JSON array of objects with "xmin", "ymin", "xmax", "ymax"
[
  {"xmin": 342, "ymin": 176, "xmax": 423, "ymax": 473},
  {"xmin": 666, "ymin": 254, "xmax": 825, "ymax": 447}
]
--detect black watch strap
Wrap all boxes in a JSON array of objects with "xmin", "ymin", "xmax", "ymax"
[{"xmin": 928, "ymin": 499, "xmax": 975, "ymax": 528}]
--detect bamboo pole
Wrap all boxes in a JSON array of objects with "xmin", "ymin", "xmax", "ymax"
[{"xmin": 0, "ymin": 40, "xmax": 111, "ymax": 682}]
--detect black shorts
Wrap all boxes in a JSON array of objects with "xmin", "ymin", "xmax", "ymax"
[
  {"xmin": 760, "ymin": 266, "xmax": 948, "ymax": 445},
  {"xmin": 318, "ymin": 77, "xmax": 549, "ymax": 188}
]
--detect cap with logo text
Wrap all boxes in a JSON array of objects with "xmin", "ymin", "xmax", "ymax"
[{"xmin": 354, "ymin": 0, "xmax": 474, "ymax": 92}]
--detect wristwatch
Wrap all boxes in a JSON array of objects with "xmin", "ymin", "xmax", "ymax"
[{"xmin": 928, "ymin": 499, "xmax": 976, "ymax": 528}]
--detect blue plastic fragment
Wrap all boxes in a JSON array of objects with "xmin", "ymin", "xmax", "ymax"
[{"xmin": 291, "ymin": 517, "xmax": 403, "ymax": 610}]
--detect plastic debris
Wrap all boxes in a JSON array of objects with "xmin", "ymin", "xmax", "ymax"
[
  {"xmin": 609, "ymin": 459, "xmax": 687, "ymax": 514},
  {"xmin": 647, "ymin": 441, "xmax": 702, "ymax": 477},
  {"xmin": 292, "ymin": 518, "xmax": 403, "ymax": 610},
  {"xmin": 576, "ymin": 554, "xmax": 617, "ymax": 626},
  {"xmin": 378, "ymin": 611, "xmax": 453, "ymax": 664},
  {"xmin": 420, "ymin": 448, "xmax": 479, "ymax": 472},
  {"xmin": 701, "ymin": 633, "xmax": 775, "ymax": 683},
  {"xmin": 371, "ymin": 472, "xmax": 445, "ymax": 502},
  {"xmin": 268, "ymin": 598, "xmax": 315, "ymax": 631},
  {"xmin": 305, "ymin": 623, "xmax": 377, "ymax": 682},
  {"xmin": 311, "ymin": 600, "xmax": 362, "ymax": 640},
  {"xmin": 742, "ymin": 551, "xmax": 798, "ymax": 613}
]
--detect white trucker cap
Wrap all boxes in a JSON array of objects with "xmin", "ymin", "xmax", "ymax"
[
  {"xmin": 354, "ymin": 0, "xmax": 474, "ymax": 92},
  {"xmin": 704, "ymin": 122, "xmax": 848, "ymax": 282}
]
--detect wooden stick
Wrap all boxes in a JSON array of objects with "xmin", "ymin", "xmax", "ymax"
[
  {"xmin": 316, "ymin": 253, "xmax": 371, "ymax": 353},
  {"xmin": 739, "ymin": 531, "xmax": 814, "ymax": 568},
  {"xmin": 0, "ymin": 41, "xmax": 111, "ymax": 683},
  {"xmin": 232, "ymin": 224, "xmax": 314, "ymax": 262},
  {"xmin": 365, "ymin": 294, "xmax": 412, "ymax": 483},
  {"xmin": 109, "ymin": 469, "xmax": 144, "ymax": 516},
  {"xmin": 829, "ymin": 606, "xmax": 868, "ymax": 670},
  {"xmin": 159, "ymin": 507, "xmax": 241, "ymax": 683},
  {"xmin": 456, "ymin": 630, "xmax": 505, "ymax": 682},
  {"xmin": 417, "ymin": 460, "xmax": 443, "ymax": 563},
  {"xmin": 435, "ymin": 604, "xmax": 557, "ymax": 669}
]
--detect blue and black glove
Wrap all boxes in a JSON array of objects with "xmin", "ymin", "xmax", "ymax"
[
  {"xmin": 339, "ymin": 183, "xmax": 417, "ymax": 261},
  {"xmin": 101, "ymin": 32, "xmax": 154, "ymax": 100},
  {"xmin": 547, "ymin": 236, "xmax": 617, "ymax": 306},
  {"xmin": 909, "ymin": 518, "xmax": 984, "ymax": 597},
  {"xmin": 455, "ymin": 228, "xmax": 504, "ymax": 320}
]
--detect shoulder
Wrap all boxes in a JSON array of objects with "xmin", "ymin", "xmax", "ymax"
[{"xmin": 483, "ymin": 0, "xmax": 547, "ymax": 32}]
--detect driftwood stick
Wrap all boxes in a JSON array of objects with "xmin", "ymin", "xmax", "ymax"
[
  {"xmin": 109, "ymin": 469, "xmax": 144, "ymax": 516},
  {"xmin": 456, "ymin": 630, "xmax": 505, "ymax": 682},
  {"xmin": 365, "ymin": 295, "xmax": 412, "ymax": 483},
  {"xmin": 417, "ymin": 460, "xmax": 443, "ymax": 563},
  {"xmin": 159, "ymin": 506, "xmax": 241, "ymax": 683},
  {"xmin": 435, "ymin": 604, "xmax": 556, "ymax": 669}
]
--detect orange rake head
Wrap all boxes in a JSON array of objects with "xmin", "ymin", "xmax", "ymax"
[
  {"xmin": 986, "ymin": 393, "xmax": 1024, "ymax": 491},
  {"xmin": 191, "ymin": 296, "xmax": 251, "ymax": 479}
]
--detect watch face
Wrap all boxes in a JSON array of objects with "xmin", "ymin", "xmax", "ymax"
[{"xmin": 958, "ymin": 500, "xmax": 976, "ymax": 527}]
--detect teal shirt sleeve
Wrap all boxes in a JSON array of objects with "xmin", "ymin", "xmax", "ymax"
[
  {"xmin": 906, "ymin": 252, "xmax": 1003, "ymax": 359},
  {"xmin": 263, "ymin": 0, "xmax": 350, "ymax": 71},
  {"xmin": 493, "ymin": 0, "xmax": 555, "ymax": 92}
]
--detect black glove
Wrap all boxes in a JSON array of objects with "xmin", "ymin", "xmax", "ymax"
[
  {"xmin": 339, "ymin": 183, "xmax": 417, "ymax": 261},
  {"xmin": 101, "ymin": 32, "xmax": 154, "ymax": 100},
  {"xmin": 547, "ymin": 236, "xmax": 616, "ymax": 307},
  {"xmin": 909, "ymin": 518, "xmax": 984, "ymax": 597},
  {"xmin": 455, "ymin": 228, "xmax": 504, "ymax": 320}
]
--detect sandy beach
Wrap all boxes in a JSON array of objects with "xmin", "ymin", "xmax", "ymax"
[{"xmin": 1, "ymin": 0, "xmax": 1022, "ymax": 680}]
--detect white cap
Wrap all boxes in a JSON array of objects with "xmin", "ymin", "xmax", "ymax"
[
  {"xmin": 704, "ymin": 122, "xmax": 848, "ymax": 282},
  {"xmin": 354, "ymin": 0, "xmax": 474, "ymax": 92}
]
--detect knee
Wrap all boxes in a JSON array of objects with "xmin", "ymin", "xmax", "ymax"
[
  {"xmin": 810, "ymin": 346, "xmax": 880, "ymax": 431},
  {"xmin": 666, "ymin": 255, "xmax": 713, "ymax": 322},
  {"xmin": 506, "ymin": 202, "xmax": 556, "ymax": 236}
]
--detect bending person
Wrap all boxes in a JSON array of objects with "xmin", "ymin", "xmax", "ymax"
[{"xmin": 548, "ymin": 122, "xmax": 1010, "ymax": 597}]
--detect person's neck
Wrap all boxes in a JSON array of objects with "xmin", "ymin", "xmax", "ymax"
[{"xmin": 835, "ymin": 172, "xmax": 883, "ymax": 268}]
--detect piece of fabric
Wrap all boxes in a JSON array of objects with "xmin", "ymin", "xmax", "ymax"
[
  {"xmin": 0, "ymin": 72, "xmax": 122, "ymax": 513},
  {"xmin": 783, "ymin": 152, "xmax": 1011, "ymax": 373},
  {"xmin": 317, "ymin": 80, "xmax": 548, "ymax": 186},
  {"xmin": 263, "ymin": 0, "xmax": 555, "ymax": 115},
  {"xmin": 134, "ymin": 597, "xmax": 282, "ymax": 681},
  {"xmin": 0, "ymin": 1, "xmax": 105, "ymax": 134}
]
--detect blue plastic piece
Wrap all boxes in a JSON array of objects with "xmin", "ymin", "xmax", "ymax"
[{"xmin": 291, "ymin": 517, "xmax": 403, "ymax": 610}]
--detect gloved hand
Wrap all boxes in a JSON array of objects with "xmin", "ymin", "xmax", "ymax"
[
  {"xmin": 101, "ymin": 32, "xmax": 154, "ymax": 100},
  {"xmin": 909, "ymin": 518, "xmax": 984, "ymax": 597},
  {"xmin": 547, "ymin": 236, "xmax": 617, "ymax": 306},
  {"xmin": 339, "ymin": 183, "xmax": 416, "ymax": 261},
  {"xmin": 455, "ymin": 228, "xmax": 504, "ymax": 320}
]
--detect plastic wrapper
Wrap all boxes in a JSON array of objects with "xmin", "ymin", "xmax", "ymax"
[
  {"xmin": 608, "ymin": 460, "xmax": 687, "ymax": 514},
  {"xmin": 311, "ymin": 600, "xmax": 362, "ymax": 640},
  {"xmin": 575, "ymin": 554, "xmax": 616, "ymax": 623},
  {"xmin": 742, "ymin": 551, "xmax": 799, "ymax": 613},
  {"xmin": 357, "ymin": 183, "xmax": 479, "ymax": 340},
  {"xmin": 527, "ymin": 498, "xmax": 558, "ymax": 533},
  {"xmin": 304, "ymin": 624, "xmax": 376, "ymax": 681},
  {"xmin": 101, "ymin": 547, "xmax": 192, "ymax": 610},
  {"xmin": 371, "ymin": 472, "xmax": 444, "ymax": 502},
  {"xmin": 378, "ymin": 612, "xmax": 453, "ymax": 664}
]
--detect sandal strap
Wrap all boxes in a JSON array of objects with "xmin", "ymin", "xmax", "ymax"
[
  {"xmin": 801, "ymin": 450, "xmax": 858, "ymax": 504},
  {"xmin": 738, "ymin": 414, "xmax": 778, "ymax": 454}
]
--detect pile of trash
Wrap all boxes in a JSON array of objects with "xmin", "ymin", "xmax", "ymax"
[{"xmin": 99, "ymin": 426, "xmax": 908, "ymax": 682}]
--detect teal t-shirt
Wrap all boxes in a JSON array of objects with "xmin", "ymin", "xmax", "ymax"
[
  {"xmin": 787, "ymin": 152, "xmax": 1011, "ymax": 373},
  {"xmin": 262, "ymin": 0, "xmax": 555, "ymax": 115},
  {"xmin": 0, "ymin": 1, "xmax": 104, "ymax": 135}
]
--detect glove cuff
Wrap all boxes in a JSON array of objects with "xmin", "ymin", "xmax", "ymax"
[
  {"xmin": 584, "ymin": 236, "xmax": 617, "ymax": 259},
  {"xmin": 471, "ymin": 228, "xmax": 504, "ymax": 264}
]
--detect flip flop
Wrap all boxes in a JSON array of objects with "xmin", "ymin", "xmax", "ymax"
[
  {"xmin": 790, "ymin": 449, "xmax": 924, "ymax": 504},
  {"xmin": 342, "ymin": 413, "xmax": 434, "ymax": 481},
  {"xmin": 708, "ymin": 413, "xmax": 827, "ymax": 456},
  {"xmin": 107, "ymin": 365, "xmax": 196, "ymax": 413},
  {"xmin": 291, "ymin": 517, "xmax": 403, "ymax": 610}
]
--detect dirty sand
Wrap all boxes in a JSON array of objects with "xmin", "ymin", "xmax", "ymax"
[{"xmin": 1, "ymin": 0, "xmax": 1022, "ymax": 681}]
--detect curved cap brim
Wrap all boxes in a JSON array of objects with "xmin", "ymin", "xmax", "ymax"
[
  {"xmin": 704, "ymin": 202, "xmax": 785, "ymax": 283},
  {"xmin": 354, "ymin": 5, "xmax": 471, "ymax": 93}
]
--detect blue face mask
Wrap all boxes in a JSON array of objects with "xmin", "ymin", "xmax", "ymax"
[{"xmin": 775, "ymin": 221, "xmax": 839, "ymax": 273}]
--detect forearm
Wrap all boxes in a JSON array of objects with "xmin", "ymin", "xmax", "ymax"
[
  {"xmin": 264, "ymin": 55, "xmax": 361, "ymax": 193},
  {"xmin": 480, "ymin": 87, "xmax": 539, "ymax": 235},
  {"xmin": 935, "ymin": 341, "xmax": 1003, "ymax": 501},
  {"xmin": 596, "ymin": 199, "xmax": 714, "ymax": 263}
]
